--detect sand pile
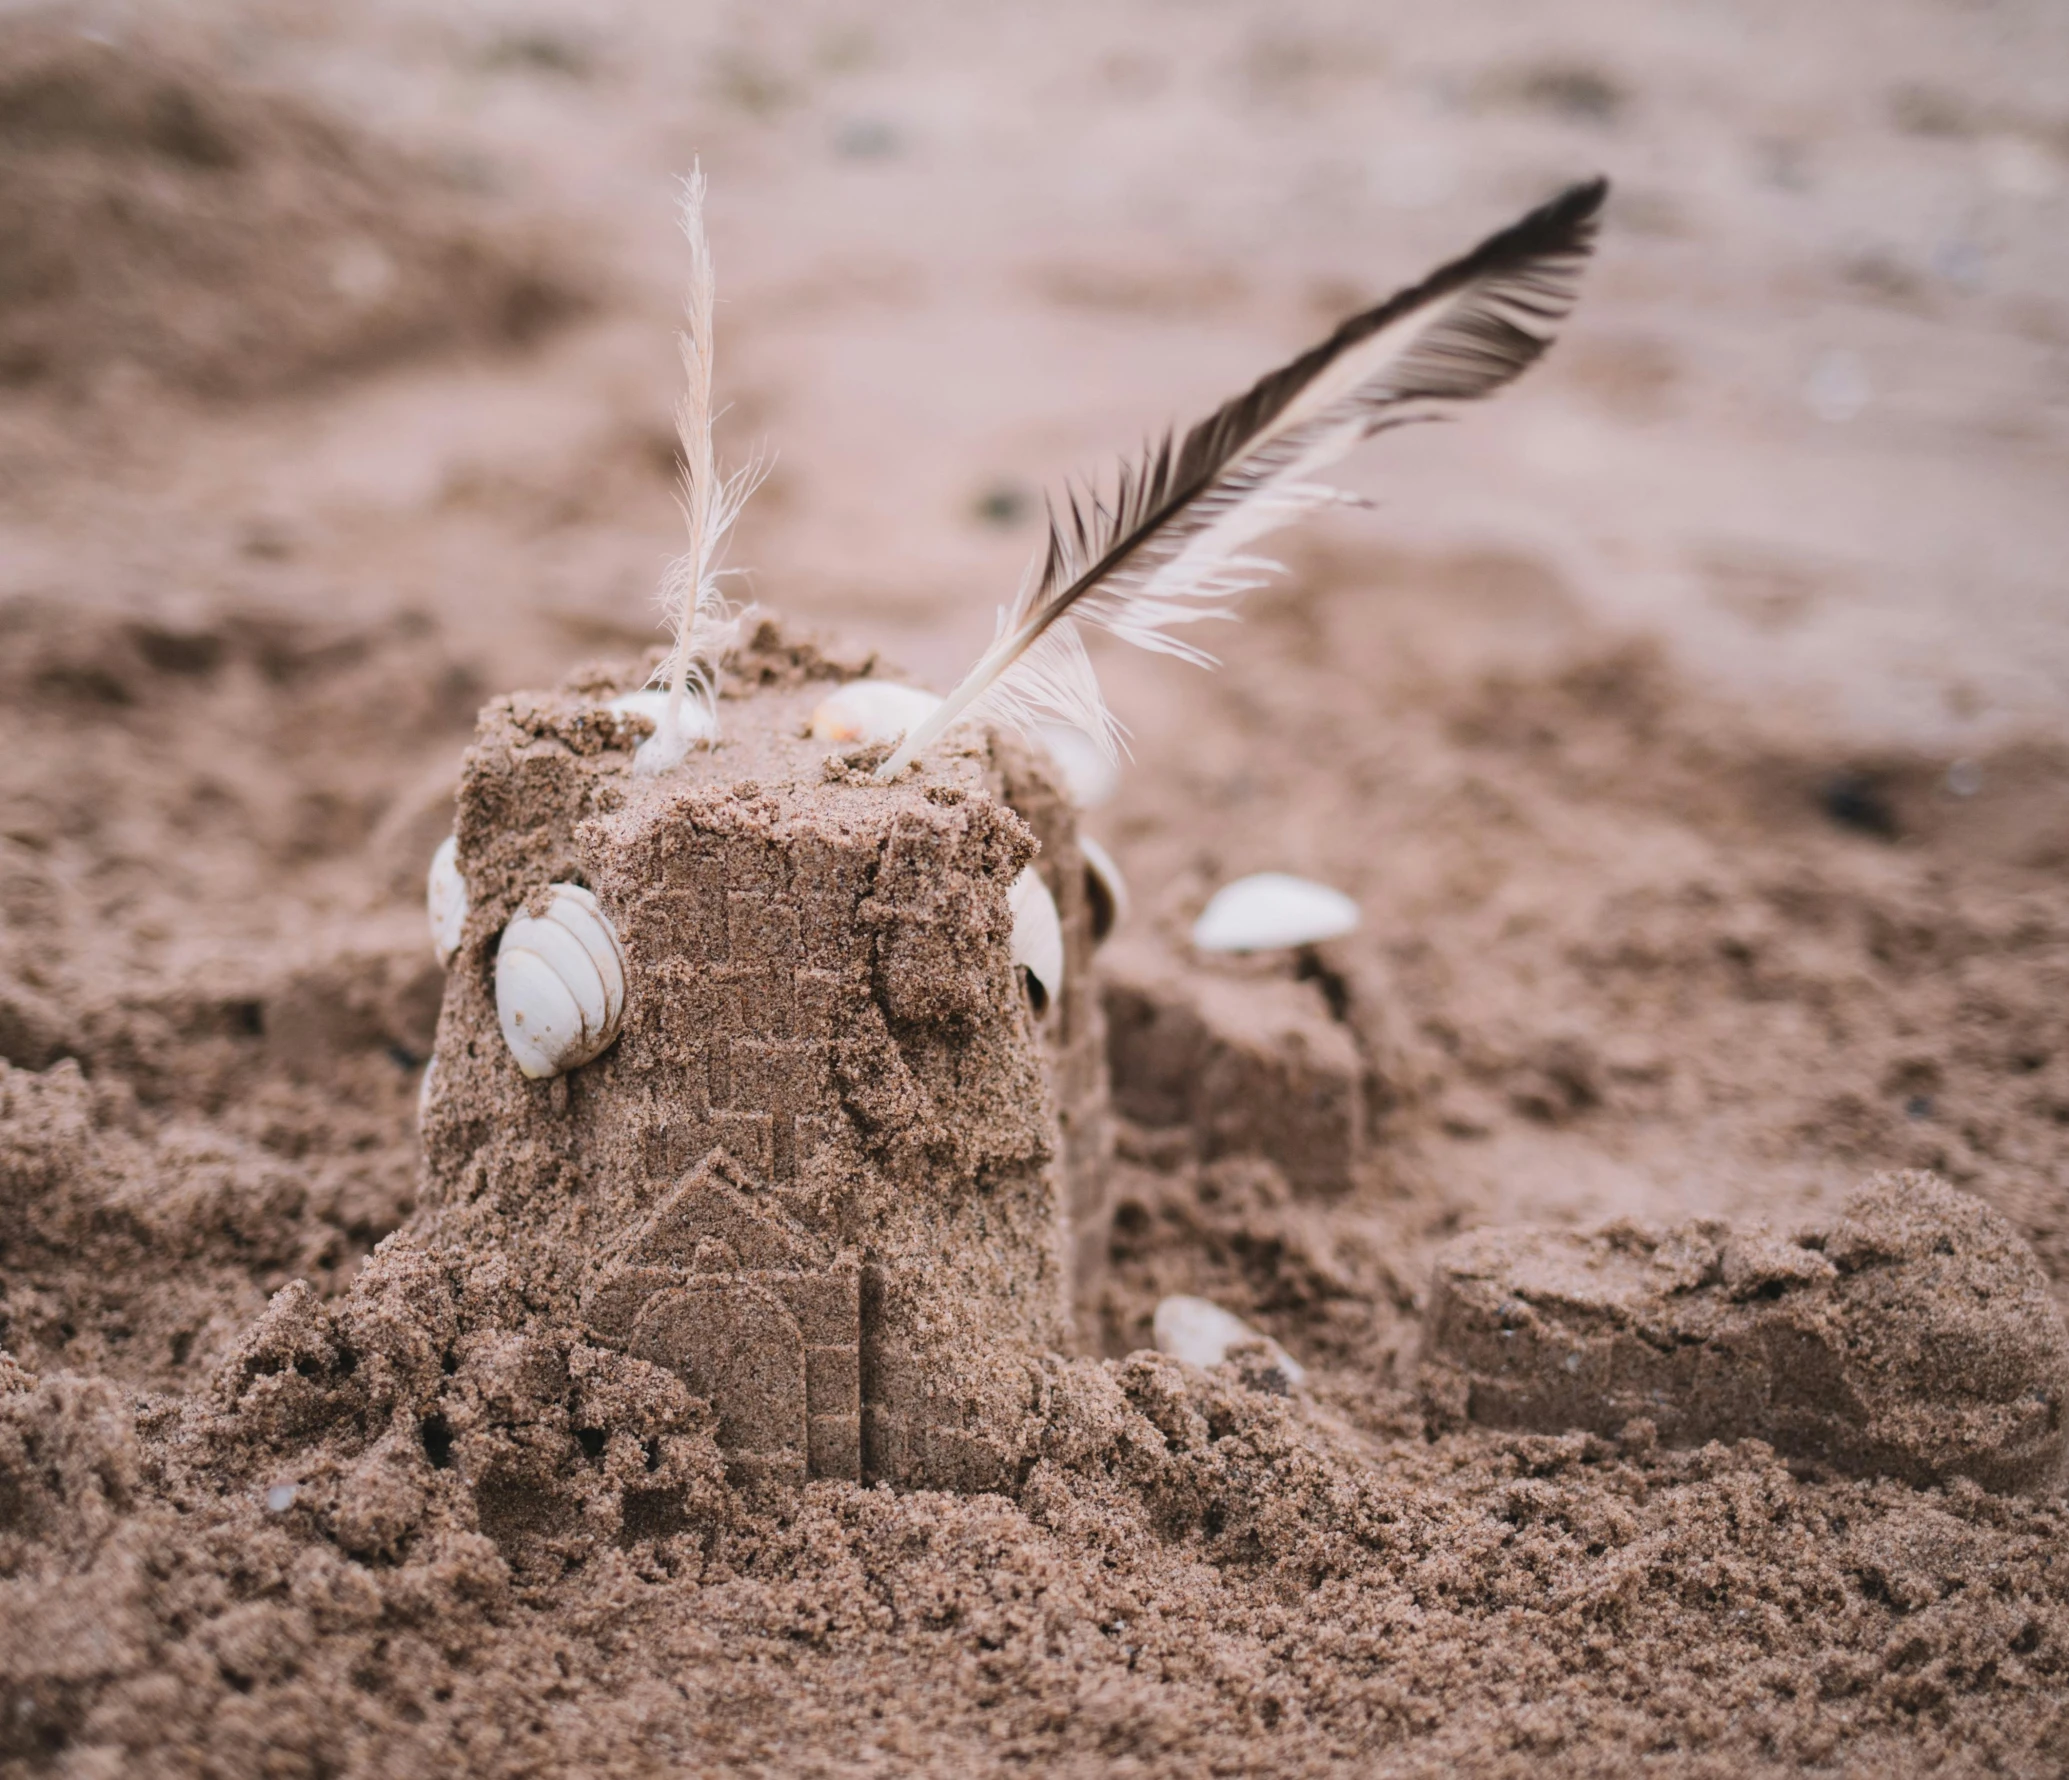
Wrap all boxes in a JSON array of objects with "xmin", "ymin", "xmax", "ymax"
[
  {"xmin": 7, "ymin": 1269, "xmax": 2069, "ymax": 1773},
  {"xmin": 0, "ymin": 13, "xmax": 580, "ymax": 396},
  {"xmin": 0, "ymin": 594, "xmax": 476, "ymax": 1396},
  {"xmin": 1423, "ymin": 1173, "xmax": 2069, "ymax": 1493},
  {"xmin": 1103, "ymin": 935, "xmax": 1366, "ymax": 1200}
]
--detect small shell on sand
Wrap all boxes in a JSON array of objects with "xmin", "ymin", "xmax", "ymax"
[
  {"xmin": 808, "ymin": 680, "xmax": 941, "ymax": 746},
  {"xmin": 1153, "ymin": 1295, "xmax": 1307, "ymax": 1386},
  {"xmin": 1009, "ymin": 865, "xmax": 1063, "ymax": 1015},
  {"xmin": 1192, "ymin": 872, "xmax": 1359, "ymax": 953},
  {"xmin": 495, "ymin": 883, "xmax": 628, "ymax": 1079},
  {"xmin": 1079, "ymin": 833, "xmax": 1127, "ymax": 944},
  {"xmin": 426, "ymin": 833, "xmax": 467, "ymax": 966},
  {"xmin": 608, "ymin": 689, "xmax": 717, "ymax": 776},
  {"xmin": 1032, "ymin": 721, "xmax": 1119, "ymax": 810}
]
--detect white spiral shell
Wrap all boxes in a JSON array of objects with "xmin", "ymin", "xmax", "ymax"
[
  {"xmin": 495, "ymin": 884, "xmax": 628, "ymax": 1079},
  {"xmin": 808, "ymin": 680, "xmax": 942, "ymax": 746},
  {"xmin": 1008, "ymin": 866, "xmax": 1063, "ymax": 1016},
  {"xmin": 427, "ymin": 833, "xmax": 467, "ymax": 967}
]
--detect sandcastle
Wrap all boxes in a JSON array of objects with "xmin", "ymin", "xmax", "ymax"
[
  {"xmin": 394, "ymin": 173, "xmax": 1614, "ymax": 1499},
  {"xmin": 418, "ymin": 626, "xmax": 1111, "ymax": 1492}
]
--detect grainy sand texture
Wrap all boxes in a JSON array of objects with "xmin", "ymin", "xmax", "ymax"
[{"xmin": 4, "ymin": 2, "xmax": 2069, "ymax": 1774}]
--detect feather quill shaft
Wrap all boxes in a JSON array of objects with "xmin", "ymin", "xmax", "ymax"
[
  {"xmin": 877, "ymin": 177, "xmax": 1607, "ymax": 780},
  {"xmin": 640, "ymin": 166, "xmax": 763, "ymax": 776}
]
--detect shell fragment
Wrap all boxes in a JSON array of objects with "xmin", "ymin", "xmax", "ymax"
[
  {"xmin": 427, "ymin": 833, "xmax": 467, "ymax": 966},
  {"xmin": 495, "ymin": 883, "xmax": 628, "ymax": 1079},
  {"xmin": 608, "ymin": 689, "xmax": 717, "ymax": 777},
  {"xmin": 1078, "ymin": 834, "xmax": 1128, "ymax": 945},
  {"xmin": 1191, "ymin": 872, "xmax": 1359, "ymax": 954},
  {"xmin": 809, "ymin": 680, "xmax": 942, "ymax": 747},
  {"xmin": 1008, "ymin": 866, "xmax": 1063, "ymax": 1016},
  {"xmin": 1152, "ymin": 1295, "xmax": 1306, "ymax": 1386},
  {"xmin": 1032, "ymin": 721, "xmax": 1120, "ymax": 810}
]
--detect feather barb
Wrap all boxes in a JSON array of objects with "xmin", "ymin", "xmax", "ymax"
[
  {"xmin": 641, "ymin": 165, "xmax": 765, "ymax": 775},
  {"xmin": 877, "ymin": 177, "xmax": 1607, "ymax": 780}
]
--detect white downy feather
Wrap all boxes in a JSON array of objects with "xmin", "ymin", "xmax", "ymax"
[{"xmin": 639, "ymin": 166, "xmax": 766, "ymax": 776}]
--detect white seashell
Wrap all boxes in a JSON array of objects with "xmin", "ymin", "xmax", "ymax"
[
  {"xmin": 1078, "ymin": 834, "xmax": 1128, "ymax": 945},
  {"xmin": 808, "ymin": 679, "xmax": 942, "ymax": 746},
  {"xmin": 1008, "ymin": 866, "xmax": 1063, "ymax": 1016},
  {"xmin": 1152, "ymin": 1295, "xmax": 1307, "ymax": 1386},
  {"xmin": 1191, "ymin": 872, "xmax": 1359, "ymax": 954},
  {"xmin": 427, "ymin": 834, "xmax": 468, "ymax": 966},
  {"xmin": 1032, "ymin": 721, "xmax": 1120, "ymax": 810},
  {"xmin": 608, "ymin": 689, "xmax": 718, "ymax": 777},
  {"xmin": 607, "ymin": 689, "xmax": 669, "ymax": 723},
  {"xmin": 495, "ymin": 883, "xmax": 628, "ymax": 1079}
]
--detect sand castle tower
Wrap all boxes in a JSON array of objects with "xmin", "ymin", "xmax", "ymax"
[
  {"xmin": 418, "ymin": 625, "xmax": 1110, "ymax": 1492},
  {"xmin": 404, "ymin": 173, "xmax": 1611, "ymax": 1499}
]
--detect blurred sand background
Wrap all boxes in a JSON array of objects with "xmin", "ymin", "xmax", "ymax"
[{"xmin": 6, "ymin": 0, "xmax": 2066, "ymax": 729}]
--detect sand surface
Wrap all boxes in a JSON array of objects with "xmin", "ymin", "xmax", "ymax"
[{"xmin": 4, "ymin": 2, "xmax": 2069, "ymax": 1774}]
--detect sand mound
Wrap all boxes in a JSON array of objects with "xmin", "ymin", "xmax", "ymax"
[
  {"xmin": 9, "ymin": 1310, "xmax": 2069, "ymax": 1773},
  {"xmin": 0, "ymin": 15, "xmax": 582, "ymax": 396},
  {"xmin": 0, "ymin": 595, "xmax": 481, "ymax": 1402},
  {"xmin": 5, "ymin": 594, "xmax": 2069, "ymax": 1774},
  {"xmin": 1423, "ymin": 1173, "xmax": 2069, "ymax": 1492}
]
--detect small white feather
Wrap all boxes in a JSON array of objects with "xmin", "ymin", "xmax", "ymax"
[{"xmin": 642, "ymin": 165, "xmax": 766, "ymax": 769}]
